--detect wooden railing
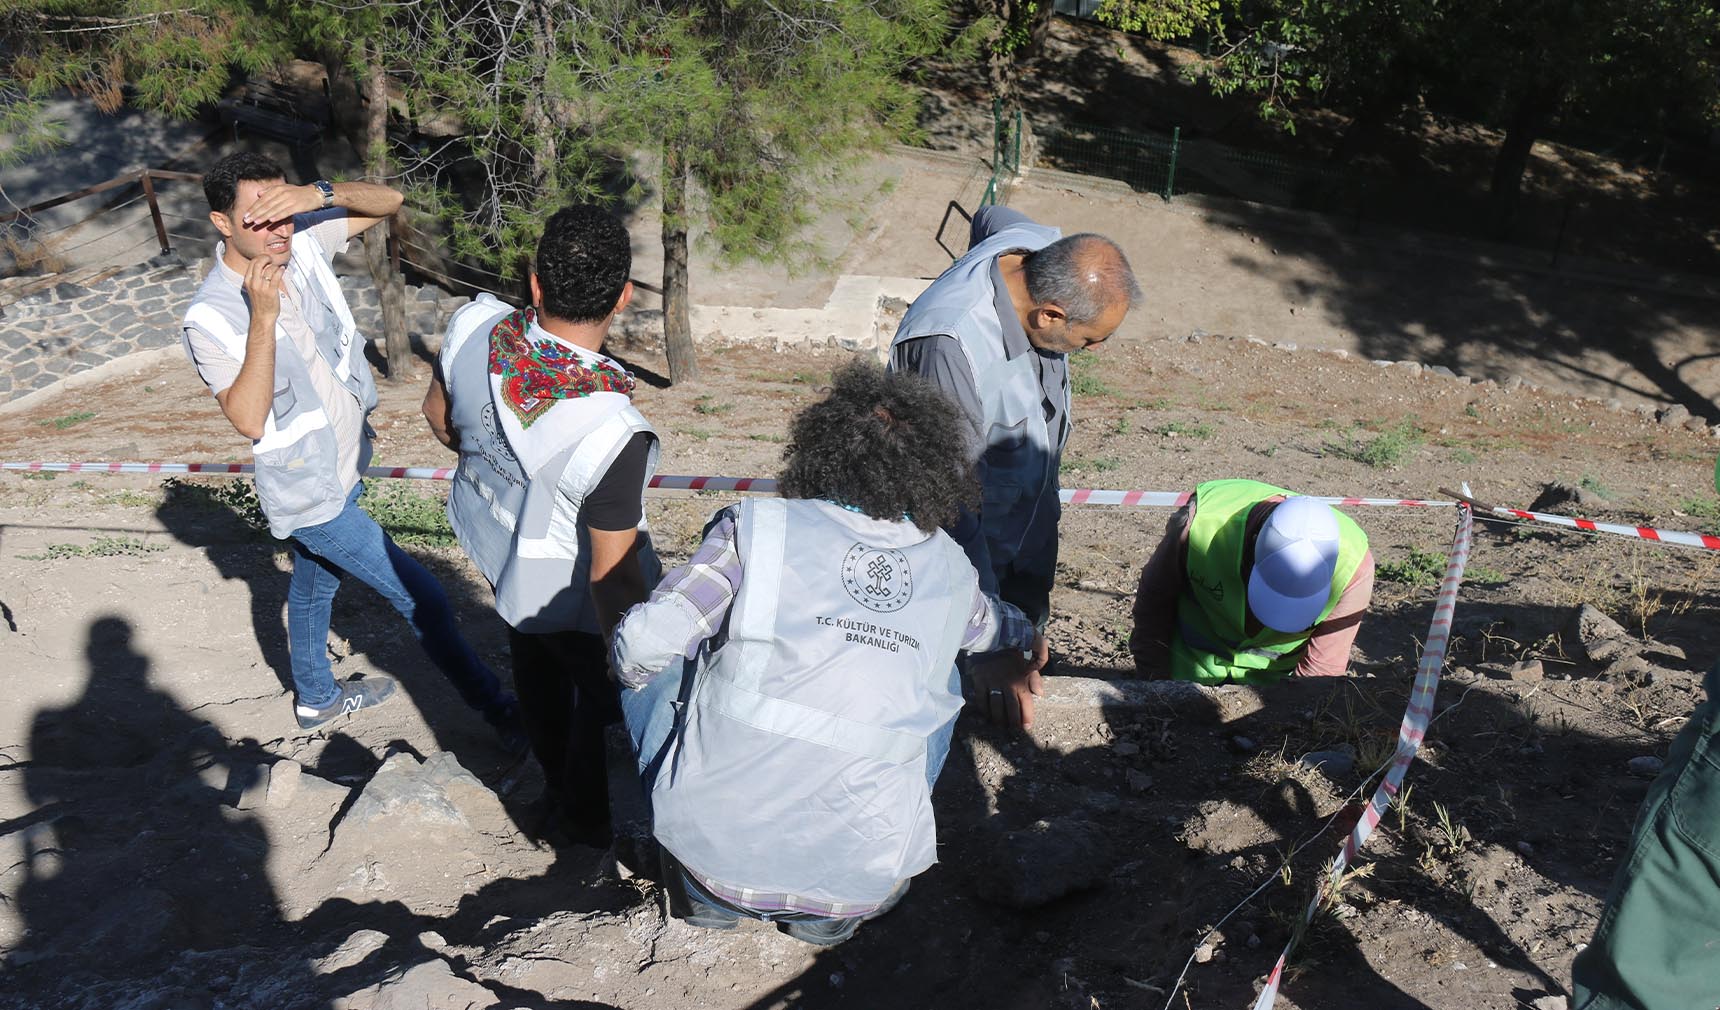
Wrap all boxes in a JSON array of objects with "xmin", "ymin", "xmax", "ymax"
[{"xmin": 1, "ymin": 168, "xmax": 204, "ymax": 259}]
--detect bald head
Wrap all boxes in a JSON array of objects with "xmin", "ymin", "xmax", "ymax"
[
  {"xmin": 1024, "ymin": 234, "xmax": 1141, "ymax": 325},
  {"xmin": 1016, "ymin": 233, "xmax": 1140, "ymax": 353}
]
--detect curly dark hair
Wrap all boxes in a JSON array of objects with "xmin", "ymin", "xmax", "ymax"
[
  {"xmin": 203, "ymin": 152, "xmax": 287, "ymax": 214},
  {"xmin": 778, "ymin": 360, "xmax": 979, "ymax": 533},
  {"xmin": 536, "ymin": 204, "xmax": 631, "ymax": 324}
]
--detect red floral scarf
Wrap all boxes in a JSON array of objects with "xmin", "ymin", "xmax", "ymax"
[{"xmin": 488, "ymin": 307, "xmax": 635, "ymax": 429}]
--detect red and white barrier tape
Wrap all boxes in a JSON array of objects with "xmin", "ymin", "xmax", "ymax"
[
  {"xmin": 1249, "ymin": 495, "xmax": 1474, "ymax": 1010},
  {"xmin": 6, "ymin": 462, "xmax": 1716, "ymax": 551},
  {"xmin": 0, "ymin": 461, "xmax": 1456, "ymax": 509},
  {"xmin": 1486, "ymin": 503, "xmax": 1720, "ymax": 551}
]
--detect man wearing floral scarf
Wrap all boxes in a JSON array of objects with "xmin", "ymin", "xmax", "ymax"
[{"xmin": 423, "ymin": 205, "xmax": 660, "ymax": 848}]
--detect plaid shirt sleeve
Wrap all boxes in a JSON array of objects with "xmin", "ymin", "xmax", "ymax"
[
  {"xmin": 611, "ymin": 511, "xmax": 742, "ymax": 689},
  {"xmin": 960, "ymin": 584, "xmax": 1036, "ymax": 654}
]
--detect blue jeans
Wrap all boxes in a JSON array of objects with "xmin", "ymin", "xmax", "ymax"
[{"xmin": 287, "ymin": 484, "xmax": 505, "ymax": 715}]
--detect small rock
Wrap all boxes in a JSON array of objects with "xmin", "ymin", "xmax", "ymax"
[
  {"xmin": 1193, "ymin": 943, "xmax": 1215, "ymax": 964},
  {"xmin": 1529, "ymin": 481, "xmax": 1595, "ymax": 514},
  {"xmin": 1393, "ymin": 360, "xmax": 1423, "ymax": 377},
  {"xmin": 1533, "ymin": 996, "xmax": 1570, "ymax": 1010},
  {"xmin": 1657, "ymin": 404, "xmax": 1692, "ymax": 427},
  {"xmin": 1125, "ymin": 769, "xmax": 1153, "ymax": 794},
  {"xmin": 418, "ymin": 930, "xmax": 447, "ymax": 950},
  {"xmin": 1603, "ymin": 655, "xmax": 1661, "ymax": 686},
  {"xmin": 1504, "ymin": 375, "xmax": 1527, "ymax": 391},
  {"xmin": 1685, "ymin": 416, "xmax": 1711, "ymax": 433},
  {"xmin": 1566, "ymin": 604, "xmax": 1631, "ymax": 657},
  {"xmin": 1507, "ymin": 659, "xmax": 1545, "ymax": 682},
  {"xmin": 1606, "ymin": 399, "xmax": 1624, "ymax": 412},
  {"xmin": 1516, "ymin": 840, "xmax": 1535, "ymax": 857},
  {"xmin": 1300, "ymin": 749, "xmax": 1356, "ymax": 778},
  {"xmin": 1628, "ymin": 756, "xmax": 1664, "ymax": 778},
  {"xmin": 1247, "ymin": 933, "xmax": 1261, "ymax": 948},
  {"xmin": 265, "ymin": 759, "xmax": 302, "ymax": 808},
  {"xmin": 233, "ymin": 763, "xmax": 271, "ymax": 810},
  {"xmin": 1428, "ymin": 365, "xmax": 1458, "ymax": 379},
  {"xmin": 1113, "ymin": 741, "xmax": 1141, "ymax": 757},
  {"xmin": 1080, "ymin": 789, "xmax": 1122, "ymax": 814},
  {"xmin": 1229, "ymin": 735, "xmax": 1257, "ymax": 753},
  {"xmin": 316, "ymin": 929, "xmax": 391, "ymax": 973},
  {"xmin": 828, "ymin": 972, "xmax": 845, "ymax": 990},
  {"xmin": 976, "ymin": 818, "xmax": 1107, "ymax": 909}
]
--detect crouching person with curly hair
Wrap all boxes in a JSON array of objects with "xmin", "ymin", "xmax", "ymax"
[{"xmin": 610, "ymin": 361, "xmax": 1046, "ymax": 945}]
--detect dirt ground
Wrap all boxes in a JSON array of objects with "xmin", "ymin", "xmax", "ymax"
[{"xmin": 3, "ymin": 322, "xmax": 1719, "ymax": 1009}]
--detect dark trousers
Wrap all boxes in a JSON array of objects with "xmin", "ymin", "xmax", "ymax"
[
  {"xmin": 1572, "ymin": 662, "xmax": 1720, "ymax": 1010},
  {"xmin": 510, "ymin": 628, "xmax": 620, "ymax": 839}
]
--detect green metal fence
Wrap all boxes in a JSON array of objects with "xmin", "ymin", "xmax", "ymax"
[
  {"xmin": 981, "ymin": 99, "xmax": 1024, "ymax": 207},
  {"xmin": 1035, "ymin": 120, "xmax": 1359, "ymax": 214},
  {"xmin": 990, "ymin": 109, "xmax": 1720, "ymax": 277}
]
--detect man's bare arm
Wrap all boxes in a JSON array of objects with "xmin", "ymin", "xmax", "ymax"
[
  {"xmin": 421, "ymin": 374, "xmax": 458, "ymax": 451},
  {"xmin": 213, "ymin": 257, "xmax": 284, "ymax": 440},
  {"xmin": 243, "ymin": 181, "xmax": 405, "ymax": 241}
]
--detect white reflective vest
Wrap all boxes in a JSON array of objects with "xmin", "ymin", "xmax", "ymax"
[
  {"xmin": 180, "ymin": 230, "xmax": 377, "ymax": 538},
  {"xmin": 441, "ymin": 295, "xmax": 660, "ymax": 633},
  {"xmin": 652, "ymin": 498, "xmax": 977, "ymax": 907}
]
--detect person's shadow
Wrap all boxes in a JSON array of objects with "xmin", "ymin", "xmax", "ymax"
[{"xmin": 6, "ymin": 616, "xmax": 321, "ymax": 1007}]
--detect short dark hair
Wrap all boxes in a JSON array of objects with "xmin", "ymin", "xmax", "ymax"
[
  {"xmin": 1023, "ymin": 233, "xmax": 1143, "ymax": 324},
  {"xmin": 203, "ymin": 152, "xmax": 287, "ymax": 215},
  {"xmin": 535, "ymin": 205, "xmax": 632, "ymax": 324},
  {"xmin": 778, "ymin": 361, "xmax": 979, "ymax": 533}
]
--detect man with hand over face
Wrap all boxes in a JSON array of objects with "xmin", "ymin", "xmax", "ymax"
[{"xmin": 180, "ymin": 152, "xmax": 521, "ymax": 744}]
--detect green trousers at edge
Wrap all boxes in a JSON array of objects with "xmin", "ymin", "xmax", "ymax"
[{"xmin": 1572, "ymin": 662, "xmax": 1720, "ymax": 1010}]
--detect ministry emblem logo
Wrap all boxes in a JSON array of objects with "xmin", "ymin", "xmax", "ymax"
[{"xmin": 841, "ymin": 543, "xmax": 913, "ymax": 613}]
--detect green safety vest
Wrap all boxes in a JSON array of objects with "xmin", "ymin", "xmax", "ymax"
[{"xmin": 1170, "ymin": 479, "xmax": 1370, "ymax": 685}]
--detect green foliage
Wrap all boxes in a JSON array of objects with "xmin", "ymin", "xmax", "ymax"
[
  {"xmin": 1579, "ymin": 473, "xmax": 1616, "ymax": 500},
  {"xmin": 1060, "ymin": 454, "xmax": 1121, "ymax": 473},
  {"xmin": 19, "ymin": 536, "xmax": 165, "ymax": 560},
  {"xmin": 1327, "ymin": 419, "xmax": 1420, "ymax": 468},
  {"xmin": 1095, "ymin": 0, "xmax": 1220, "ymax": 37},
  {"xmin": 694, "ymin": 395, "xmax": 732, "ymax": 416},
  {"xmin": 1069, "ymin": 351, "xmax": 1116, "ymax": 397},
  {"xmin": 163, "ymin": 476, "xmax": 269, "ymax": 531},
  {"xmin": 1149, "ymin": 419, "xmax": 1215, "ymax": 439},
  {"xmin": 2, "ymin": 1, "xmax": 289, "ymax": 165},
  {"xmin": 1377, "ymin": 545, "xmax": 1446, "ymax": 587},
  {"xmin": 357, "ymin": 481, "xmax": 455, "ymax": 547},
  {"xmin": 39, "ymin": 410, "xmax": 95, "ymax": 430}
]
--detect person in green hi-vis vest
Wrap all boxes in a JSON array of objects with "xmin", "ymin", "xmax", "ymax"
[{"xmin": 1129, "ymin": 479, "xmax": 1376, "ymax": 684}]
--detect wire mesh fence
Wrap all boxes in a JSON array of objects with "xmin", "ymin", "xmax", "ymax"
[{"xmin": 1024, "ymin": 114, "xmax": 1720, "ymax": 281}]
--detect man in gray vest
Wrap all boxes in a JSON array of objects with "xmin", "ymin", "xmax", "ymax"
[
  {"xmin": 891, "ymin": 205, "xmax": 1140, "ymax": 729},
  {"xmin": 181, "ymin": 152, "xmax": 519, "ymax": 743},
  {"xmin": 422, "ymin": 204, "xmax": 659, "ymax": 849}
]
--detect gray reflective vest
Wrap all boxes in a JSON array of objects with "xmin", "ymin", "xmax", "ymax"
[
  {"xmin": 890, "ymin": 218, "xmax": 1065, "ymax": 575},
  {"xmin": 181, "ymin": 231, "xmax": 378, "ymax": 539},
  {"xmin": 440, "ymin": 295, "xmax": 660, "ymax": 634},
  {"xmin": 653, "ymin": 498, "xmax": 976, "ymax": 907}
]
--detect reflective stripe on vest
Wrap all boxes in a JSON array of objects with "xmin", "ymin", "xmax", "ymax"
[
  {"xmin": 651, "ymin": 498, "xmax": 978, "ymax": 906},
  {"xmin": 442, "ymin": 296, "xmax": 659, "ymax": 632}
]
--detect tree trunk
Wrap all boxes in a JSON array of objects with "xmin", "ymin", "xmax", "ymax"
[
  {"xmin": 661, "ymin": 144, "xmax": 699, "ymax": 385},
  {"xmin": 1487, "ymin": 81, "xmax": 1563, "ymax": 234},
  {"xmin": 360, "ymin": 46, "xmax": 410, "ymax": 381}
]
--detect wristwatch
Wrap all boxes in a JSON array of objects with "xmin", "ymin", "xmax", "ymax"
[{"xmin": 311, "ymin": 179, "xmax": 335, "ymax": 209}]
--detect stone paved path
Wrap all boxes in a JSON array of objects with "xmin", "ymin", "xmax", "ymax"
[{"xmin": 0, "ymin": 257, "xmax": 468, "ymax": 406}]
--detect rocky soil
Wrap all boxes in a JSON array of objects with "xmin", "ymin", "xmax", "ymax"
[{"xmin": 3, "ymin": 327, "xmax": 1718, "ymax": 1009}]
